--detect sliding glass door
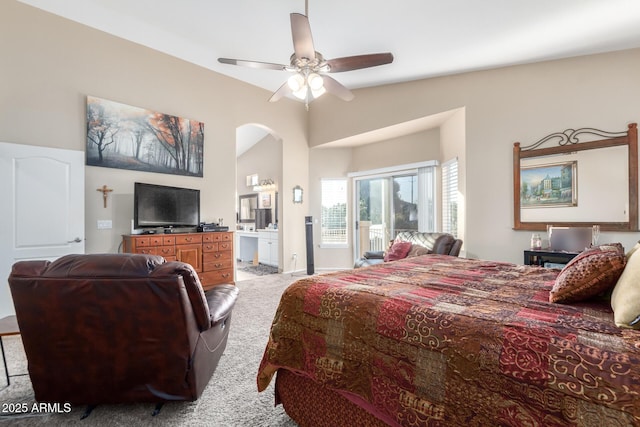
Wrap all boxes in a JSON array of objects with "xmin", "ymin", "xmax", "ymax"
[{"xmin": 354, "ymin": 166, "xmax": 435, "ymax": 258}]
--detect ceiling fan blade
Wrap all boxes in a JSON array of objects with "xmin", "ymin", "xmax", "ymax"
[
  {"xmin": 218, "ymin": 57, "xmax": 288, "ymax": 71},
  {"xmin": 268, "ymin": 81, "xmax": 293, "ymax": 103},
  {"xmin": 322, "ymin": 75, "xmax": 354, "ymax": 102},
  {"xmin": 326, "ymin": 53, "xmax": 394, "ymax": 73},
  {"xmin": 290, "ymin": 13, "xmax": 316, "ymax": 61}
]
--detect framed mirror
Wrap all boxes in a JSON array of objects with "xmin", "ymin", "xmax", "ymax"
[
  {"xmin": 238, "ymin": 194, "xmax": 258, "ymax": 223},
  {"xmin": 513, "ymin": 123, "xmax": 638, "ymax": 232}
]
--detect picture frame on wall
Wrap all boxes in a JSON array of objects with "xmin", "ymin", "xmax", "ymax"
[
  {"xmin": 260, "ymin": 192, "xmax": 272, "ymax": 209},
  {"xmin": 86, "ymin": 96, "xmax": 204, "ymax": 177},
  {"xmin": 520, "ymin": 161, "xmax": 577, "ymax": 208}
]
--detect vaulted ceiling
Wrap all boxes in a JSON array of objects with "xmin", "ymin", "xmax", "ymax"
[{"xmin": 18, "ymin": 0, "xmax": 640, "ymax": 151}]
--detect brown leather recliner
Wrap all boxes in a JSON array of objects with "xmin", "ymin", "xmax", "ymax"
[{"xmin": 8, "ymin": 253, "xmax": 239, "ymax": 406}]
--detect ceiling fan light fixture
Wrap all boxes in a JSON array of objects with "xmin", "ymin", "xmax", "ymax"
[
  {"xmin": 287, "ymin": 73, "xmax": 305, "ymax": 92},
  {"xmin": 307, "ymin": 72, "xmax": 324, "ymax": 91},
  {"xmin": 219, "ymin": 12, "xmax": 393, "ymax": 105},
  {"xmin": 293, "ymin": 87, "xmax": 308, "ymax": 100},
  {"xmin": 310, "ymin": 86, "xmax": 326, "ymax": 98}
]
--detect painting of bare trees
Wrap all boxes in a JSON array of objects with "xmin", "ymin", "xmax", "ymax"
[{"xmin": 86, "ymin": 96, "xmax": 204, "ymax": 177}]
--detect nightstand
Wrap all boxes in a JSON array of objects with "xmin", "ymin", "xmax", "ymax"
[{"xmin": 524, "ymin": 249, "xmax": 580, "ymax": 268}]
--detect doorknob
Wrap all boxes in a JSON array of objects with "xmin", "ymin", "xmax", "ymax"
[{"xmin": 68, "ymin": 237, "xmax": 82, "ymax": 243}]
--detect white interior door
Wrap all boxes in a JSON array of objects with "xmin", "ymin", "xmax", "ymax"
[{"xmin": 0, "ymin": 142, "xmax": 85, "ymax": 317}]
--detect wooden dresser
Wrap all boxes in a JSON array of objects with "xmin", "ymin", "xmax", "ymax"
[{"xmin": 122, "ymin": 231, "xmax": 234, "ymax": 291}]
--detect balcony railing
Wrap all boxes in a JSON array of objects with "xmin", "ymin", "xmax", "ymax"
[{"xmin": 324, "ymin": 223, "xmax": 418, "ymax": 255}]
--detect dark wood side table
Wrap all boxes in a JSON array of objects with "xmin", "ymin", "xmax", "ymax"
[
  {"xmin": 524, "ymin": 249, "xmax": 580, "ymax": 268},
  {"xmin": 0, "ymin": 315, "xmax": 21, "ymax": 388}
]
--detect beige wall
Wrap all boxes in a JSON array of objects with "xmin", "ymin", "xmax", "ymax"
[
  {"xmin": 4, "ymin": 1, "xmax": 640, "ymax": 273},
  {"xmin": 308, "ymin": 128, "xmax": 442, "ymax": 270},
  {"xmin": 309, "ymin": 49, "xmax": 640, "ymax": 264},
  {"xmin": 308, "ymin": 147, "xmax": 353, "ymax": 270},
  {"xmin": 1, "ymin": 1, "xmax": 310, "ymax": 271},
  {"xmin": 350, "ymin": 128, "xmax": 440, "ymax": 172}
]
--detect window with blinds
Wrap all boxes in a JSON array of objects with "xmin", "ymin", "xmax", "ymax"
[
  {"xmin": 321, "ymin": 179, "xmax": 348, "ymax": 246},
  {"xmin": 442, "ymin": 158, "xmax": 458, "ymax": 237}
]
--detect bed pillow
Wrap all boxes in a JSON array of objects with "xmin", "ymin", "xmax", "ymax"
[
  {"xmin": 384, "ymin": 241, "xmax": 412, "ymax": 262},
  {"xmin": 407, "ymin": 244, "xmax": 430, "ymax": 258},
  {"xmin": 549, "ymin": 247, "xmax": 626, "ymax": 303},
  {"xmin": 611, "ymin": 248, "xmax": 640, "ymax": 328}
]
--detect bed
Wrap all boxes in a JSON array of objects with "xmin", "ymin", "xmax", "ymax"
[{"xmin": 257, "ymin": 251, "xmax": 640, "ymax": 426}]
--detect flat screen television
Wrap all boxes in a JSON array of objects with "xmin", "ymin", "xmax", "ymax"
[{"xmin": 134, "ymin": 182, "xmax": 200, "ymax": 229}]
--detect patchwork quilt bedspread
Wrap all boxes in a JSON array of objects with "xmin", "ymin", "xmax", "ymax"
[{"xmin": 257, "ymin": 255, "xmax": 640, "ymax": 426}]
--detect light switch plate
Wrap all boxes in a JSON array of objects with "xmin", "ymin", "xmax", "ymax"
[{"xmin": 97, "ymin": 220, "xmax": 112, "ymax": 229}]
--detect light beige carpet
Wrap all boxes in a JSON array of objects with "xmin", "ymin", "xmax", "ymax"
[{"xmin": 0, "ymin": 273, "xmax": 305, "ymax": 426}]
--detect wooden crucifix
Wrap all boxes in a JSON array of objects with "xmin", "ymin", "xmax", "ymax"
[{"xmin": 97, "ymin": 185, "xmax": 113, "ymax": 208}]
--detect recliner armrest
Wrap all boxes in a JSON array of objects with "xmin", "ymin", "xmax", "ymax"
[
  {"xmin": 152, "ymin": 261, "xmax": 211, "ymax": 331},
  {"xmin": 205, "ymin": 285, "xmax": 239, "ymax": 325},
  {"xmin": 363, "ymin": 251, "xmax": 384, "ymax": 259}
]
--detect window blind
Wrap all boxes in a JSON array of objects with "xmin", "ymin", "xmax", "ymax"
[
  {"xmin": 442, "ymin": 158, "xmax": 458, "ymax": 237},
  {"xmin": 321, "ymin": 179, "xmax": 348, "ymax": 245}
]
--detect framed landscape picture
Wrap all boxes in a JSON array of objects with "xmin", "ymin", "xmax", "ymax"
[
  {"xmin": 86, "ymin": 96, "xmax": 204, "ymax": 177},
  {"xmin": 520, "ymin": 161, "xmax": 577, "ymax": 208}
]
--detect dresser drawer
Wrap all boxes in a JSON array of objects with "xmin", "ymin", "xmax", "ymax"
[
  {"xmin": 218, "ymin": 241, "xmax": 232, "ymax": 251},
  {"xmin": 203, "ymin": 251, "xmax": 232, "ymax": 263},
  {"xmin": 133, "ymin": 237, "xmax": 151, "ymax": 247},
  {"xmin": 134, "ymin": 247, "xmax": 157, "ymax": 255},
  {"xmin": 203, "ymin": 259, "xmax": 233, "ymax": 272},
  {"xmin": 202, "ymin": 242, "xmax": 219, "ymax": 253},
  {"xmin": 175, "ymin": 234, "xmax": 202, "ymax": 245},
  {"xmin": 200, "ymin": 269, "xmax": 234, "ymax": 287},
  {"xmin": 149, "ymin": 236, "xmax": 164, "ymax": 246},
  {"xmin": 156, "ymin": 246, "xmax": 176, "ymax": 257},
  {"xmin": 162, "ymin": 236, "xmax": 176, "ymax": 245}
]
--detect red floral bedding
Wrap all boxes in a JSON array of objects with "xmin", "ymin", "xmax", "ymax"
[{"xmin": 257, "ymin": 255, "xmax": 640, "ymax": 426}]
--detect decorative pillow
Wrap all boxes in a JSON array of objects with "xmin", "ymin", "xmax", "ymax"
[
  {"xmin": 549, "ymin": 247, "xmax": 626, "ymax": 304},
  {"xmin": 407, "ymin": 244, "xmax": 430, "ymax": 258},
  {"xmin": 384, "ymin": 241, "xmax": 412, "ymax": 262},
  {"xmin": 611, "ymin": 248, "xmax": 640, "ymax": 328}
]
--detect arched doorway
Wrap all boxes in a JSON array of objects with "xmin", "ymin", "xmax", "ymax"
[{"xmin": 235, "ymin": 123, "xmax": 283, "ymax": 279}]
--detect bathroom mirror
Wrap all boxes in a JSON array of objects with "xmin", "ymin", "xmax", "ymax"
[{"xmin": 238, "ymin": 194, "xmax": 258, "ymax": 223}]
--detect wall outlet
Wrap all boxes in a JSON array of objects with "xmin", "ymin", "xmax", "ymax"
[{"xmin": 97, "ymin": 220, "xmax": 112, "ymax": 230}]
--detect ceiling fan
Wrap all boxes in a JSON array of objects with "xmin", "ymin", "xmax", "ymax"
[{"xmin": 218, "ymin": 12, "xmax": 393, "ymax": 105}]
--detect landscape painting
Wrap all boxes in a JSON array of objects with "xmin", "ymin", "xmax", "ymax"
[
  {"xmin": 86, "ymin": 96, "xmax": 204, "ymax": 177},
  {"xmin": 520, "ymin": 161, "xmax": 577, "ymax": 208}
]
